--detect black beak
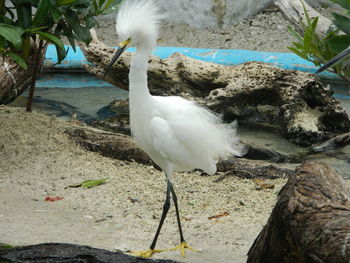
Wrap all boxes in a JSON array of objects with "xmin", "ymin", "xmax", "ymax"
[
  {"xmin": 316, "ymin": 46, "xmax": 350, "ymax": 74},
  {"xmin": 103, "ymin": 44, "xmax": 128, "ymax": 78}
]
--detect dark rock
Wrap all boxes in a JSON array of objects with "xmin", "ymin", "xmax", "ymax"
[{"xmin": 0, "ymin": 243, "xmax": 180, "ymax": 263}]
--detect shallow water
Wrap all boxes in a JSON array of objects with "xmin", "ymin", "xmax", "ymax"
[
  {"xmin": 11, "ymin": 86, "xmax": 128, "ymax": 121},
  {"xmin": 10, "ymin": 78, "xmax": 350, "ymax": 178}
]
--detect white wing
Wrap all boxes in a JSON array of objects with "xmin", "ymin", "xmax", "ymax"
[
  {"xmin": 148, "ymin": 96, "xmax": 245, "ymax": 175},
  {"xmin": 150, "ymin": 116, "xmax": 196, "ymax": 172}
]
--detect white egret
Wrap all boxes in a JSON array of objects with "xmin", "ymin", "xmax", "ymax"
[{"xmin": 104, "ymin": 0, "xmax": 245, "ymax": 258}]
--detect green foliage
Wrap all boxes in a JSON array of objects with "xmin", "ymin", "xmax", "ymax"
[
  {"xmin": 288, "ymin": 0, "xmax": 350, "ymax": 81},
  {"xmin": 0, "ymin": 0, "xmax": 122, "ymax": 68},
  {"xmin": 68, "ymin": 178, "xmax": 108, "ymax": 189},
  {"xmin": 0, "ymin": 243, "xmax": 19, "ymax": 249}
]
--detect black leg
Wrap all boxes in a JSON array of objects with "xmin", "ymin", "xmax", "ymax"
[
  {"xmin": 169, "ymin": 181, "xmax": 185, "ymax": 243},
  {"xmin": 149, "ymin": 180, "xmax": 171, "ymax": 250}
]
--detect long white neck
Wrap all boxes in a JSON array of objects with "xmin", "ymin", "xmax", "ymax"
[
  {"xmin": 128, "ymin": 41, "xmax": 155, "ymax": 141},
  {"xmin": 129, "ymin": 42, "xmax": 154, "ymax": 102}
]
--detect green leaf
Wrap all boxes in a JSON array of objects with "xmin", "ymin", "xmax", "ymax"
[
  {"xmin": 37, "ymin": 31, "xmax": 64, "ymax": 50},
  {"xmin": 99, "ymin": 5, "xmax": 120, "ymax": 15},
  {"xmin": 33, "ymin": 0, "xmax": 51, "ymax": 27},
  {"xmin": 288, "ymin": 26, "xmax": 303, "ymax": 42},
  {"xmin": 68, "ymin": 178, "xmax": 108, "ymax": 189},
  {"xmin": 6, "ymin": 52, "xmax": 28, "ymax": 69},
  {"xmin": 302, "ymin": 1, "xmax": 312, "ymax": 25},
  {"xmin": 16, "ymin": 2, "xmax": 32, "ymax": 29},
  {"xmin": 330, "ymin": 0, "xmax": 350, "ymax": 10},
  {"xmin": 288, "ymin": 46, "xmax": 309, "ymax": 60},
  {"xmin": 0, "ymin": 24, "xmax": 23, "ymax": 49},
  {"xmin": 0, "ymin": 243, "xmax": 19, "ymax": 249},
  {"xmin": 98, "ymin": 0, "xmax": 121, "ymax": 15},
  {"xmin": 303, "ymin": 27, "xmax": 313, "ymax": 48},
  {"xmin": 103, "ymin": 0, "xmax": 121, "ymax": 10},
  {"xmin": 56, "ymin": 0, "xmax": 75, "ymax": 6},
  {"xmin": 24, "ymin": 26, "xmax": 48, "ymax": 33},
  {"xmin": 311, "ymin": 16, "xmax": 319, "ymax": 32},
  {"xmin": 92, "ymin": 0, "xmax": 98, "ymax": 11},
  {"xmin": 64, "ymin": 10, "xmax": 91, "ymax": 44},
  {"xmin": 85, "ymin": 16, "xmax": 97, "ymax": 28},
  {"xmin": 332, "ymin": 12, "xmax": 350, "ymax": 35},
  {"xmin": 291, "ymin": 41, "xmax": 305, "ymax": 50},
  {"xmin": 327, "ymin": 35, "xmax": 350, "ymax": 54},
  {"xmin": 55, "ymin": 43, "xmax": 68, "ymax": 63},
  {"xmin": 81, "ymin": 178, "xmax": 107, "ymax": 188},
  {"xmin": 59, "ymin": 21, "xmax": 77, "ymax": 52},
  {"xmin": 51, "ymin": 7, "xmax": 62, "ymax": 22}
]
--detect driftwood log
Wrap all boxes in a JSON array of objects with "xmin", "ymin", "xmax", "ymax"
[
  {"xmin": 247, "ymin": 161, "xmax": 350, "ymax": 263},
  {"xmin": 311, "ymin": 132, "xmax": 350, "ymax": 152},
  {"xmin": 66, "ymin": 125, "xmax": 295, "ymax": 178},
  {"xmin": 65, "ymin": 126, "xmax": 152, "ymax": 165},
  {"xmin": 275, "ymin": 0, "xmax": 332, "ymax": 38},
  {"xmin": 80, "ymin": 32, "xmax": 350, "ymax": 146},
  {"xmin": 0, "ymin": 48, "xmax": 46, "ymax": 105}
]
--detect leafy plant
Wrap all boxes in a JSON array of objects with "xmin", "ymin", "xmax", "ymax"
[
  {"xmin": 288, "ymin": 0, "xmax": 350, "ymax": 82},
  {"xmin": 0, "ymin": 0, "xmax": 121, "ymax": 111},
  {"xmin": 68, "ymin": 178, "xmax": 108, "ymax": 188}
]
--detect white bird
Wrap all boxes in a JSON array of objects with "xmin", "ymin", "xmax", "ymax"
[{"xmin": 104, "ymin": 0, "xmax": 245, "ymax": 258}]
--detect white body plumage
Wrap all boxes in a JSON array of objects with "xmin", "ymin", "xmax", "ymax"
[
  {"xmin": 115, "ymin": 0, "xmax": 245, "ymax": 181},
  {"xmin": 104, "ymin": 0, "xmax": 246, "ymax": 257}
]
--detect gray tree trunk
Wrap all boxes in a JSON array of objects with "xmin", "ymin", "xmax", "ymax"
[{"xmin": 247, "ymin": 161, "xmax": 350, "ymax": 263}]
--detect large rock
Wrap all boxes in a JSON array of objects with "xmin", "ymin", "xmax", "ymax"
[{"xmin": 207, "ymin": 62, "xmax": 350, "ymax": 146}]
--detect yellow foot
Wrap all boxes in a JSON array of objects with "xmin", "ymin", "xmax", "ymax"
[
  {"xmin": 168, "ymin": 241, "xmax": 197, "ymax": 257},
  {"xmin": 129, "ymin": 248, "xmax": 166, "ymax": 258}
]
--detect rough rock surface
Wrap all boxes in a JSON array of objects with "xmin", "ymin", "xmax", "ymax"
[{"xmin": 0, "ymin": 243, "xmax": 180, "ymax": 263}]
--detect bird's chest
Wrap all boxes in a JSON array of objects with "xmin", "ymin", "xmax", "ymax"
[{"xmin": 129, "ymin": 103, "xmax": 154, "ymax": 152}]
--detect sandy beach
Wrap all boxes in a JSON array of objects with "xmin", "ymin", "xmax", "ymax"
[
  {"xmin": 0, "ymin": 106, "xmax": 287, "ymax": 262},
  {"xmin": 0, "ymin": 5, "xmax": 345, "ymax": 263}
]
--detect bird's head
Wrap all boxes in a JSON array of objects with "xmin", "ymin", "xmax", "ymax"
[{"xmin": 104, "ymin": 0, "xmax": 163, "ymax": 78}]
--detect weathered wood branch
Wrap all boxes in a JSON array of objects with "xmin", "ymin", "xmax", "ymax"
[
  {"xmin": 275, "ymin": 0, "xmax": 332, "ymax": 38},
  {"xmin": 247, "ymin": 161, "xmax": 350, "ymax": 263},
  {"xmin": 66, "ymin": 125, "xmax": 294, "ymax": 178},
  {"xmin": 80, "ymin": 30, "xmax": 350, "ymax": 146},
  {"xmin": 311, "ymin": 132, "xmax": 350, "ymax": 152},
  {"xmin": 0, "ymin": 47, "xmax": 46, "ymax": 105},
  {"xmin": 65, "ymin": 126, "xmax": 152, "ymax": 165},
  {"xmin": 81, "ymin": 37, "xmax": 230, "ymax": 98}
]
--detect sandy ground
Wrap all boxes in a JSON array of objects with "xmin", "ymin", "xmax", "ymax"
[
  {"xmin": 0, "ymin": 106, "xmax": 286, "ymax": 262},
  {"xmin": 0, "ymin": 6, "xmax": 342, "ymax": 263}
]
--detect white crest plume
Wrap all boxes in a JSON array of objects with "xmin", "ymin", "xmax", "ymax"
[{"xmin": 116, "ymin": 0, "xmax": 164, "ymax": 46}]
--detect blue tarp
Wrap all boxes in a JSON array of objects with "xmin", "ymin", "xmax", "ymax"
[{"xmin": 38, "ymin": 44, "xmax": 337, "ymax": 88}]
